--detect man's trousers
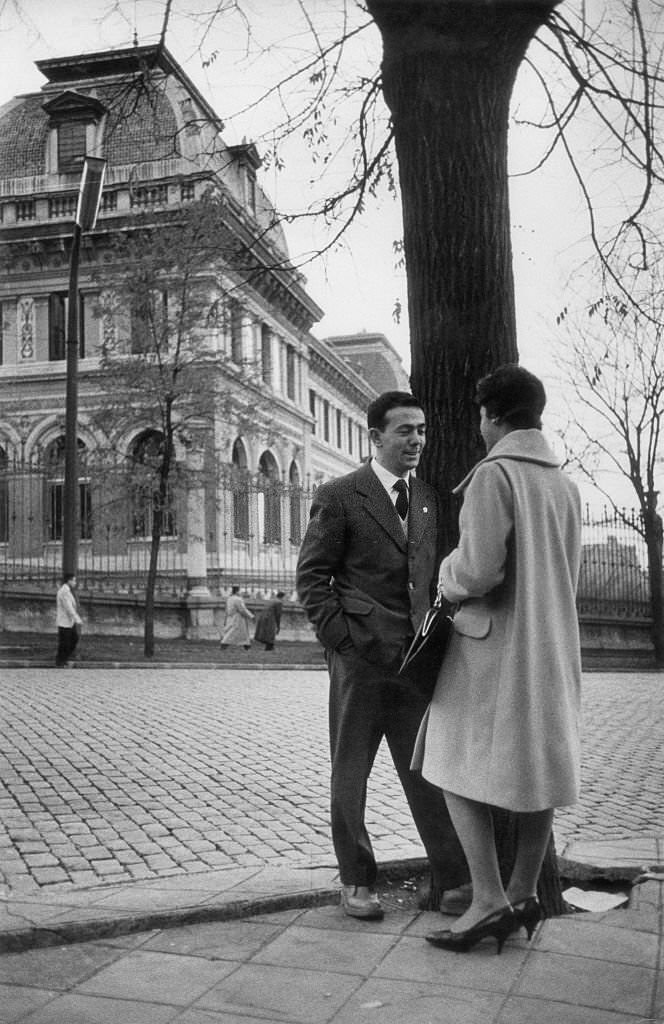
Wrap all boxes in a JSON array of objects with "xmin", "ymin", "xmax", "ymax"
[{"xmin": 327, "ymin": 648, "xmax": 468, "ymax": 889}]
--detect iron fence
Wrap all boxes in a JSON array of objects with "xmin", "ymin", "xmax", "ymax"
[
  {"xmin": 0, "ymin": 454, "xmax": 656, "ymax": 617},
  {"xmin": 578, "ymin": 505, "xmax": 651, "ymax": 619}
]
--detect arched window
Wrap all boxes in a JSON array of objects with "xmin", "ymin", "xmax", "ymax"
[
  {"xmin": 44, "ymin": 436, "xmax": 91, "ymax": 541},
  {"xmin": 231, "ymin": 438, "xmax": 250, "ymax": 540},
  {"xmin": 289, "ymin": 461, "xmax": 302, "ymax": 545},
  {"xmin": 258, "ymin": 451, "xmax": 281, "ymax": 545},
  {"xmin": 0, "ymin": 446, "xmax": 8, "ymax": 543},
  {"xmin": 129, "ymin": 430, "xmax": 176, "ymax": 538}
]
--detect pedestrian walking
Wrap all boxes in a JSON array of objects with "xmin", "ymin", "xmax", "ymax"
[
  {"xmin": 297, "ymin": 390, "xmax": 467, "ymax": 922},
  {"xmin": 412, "ymin": 364, "xmax": 583, "ymax": 954},
  {"xmin": 254, "ymin": 591, "xmax": 285, "ymax": 651},
  {"xmin": 55, "ymin": 573, "xmax": 83, "ymax": 667},
  {"xmin": 220, "ymin": 585, "xmax": 254, "ymax": 650}
]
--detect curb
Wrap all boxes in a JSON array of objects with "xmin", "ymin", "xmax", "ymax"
[
  {"xmin": 0, "ymin": 858, "xmax": 428, "ymax": 955},
  {"xmin": 0, "ymin": 887, "xmax": 340, "ymax": 955},
  {"xmin": 1, "ymin": 852, "xmax": 654, "ymax": 956}
]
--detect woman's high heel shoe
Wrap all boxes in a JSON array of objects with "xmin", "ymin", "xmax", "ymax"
[
  {"xmin": 425, "ymin": 905, "xmax": 516, "ymax": 954},
  {"xmin": 512, "ymin": 897, "xmax": 542, "ymax": 940}
]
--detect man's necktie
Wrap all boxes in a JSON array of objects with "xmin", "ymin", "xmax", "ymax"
[{"xmin": 394, "ymin": 478, "xmax": 409, "ymax": 520}]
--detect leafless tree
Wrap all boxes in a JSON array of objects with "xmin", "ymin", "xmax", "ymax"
[
  {"xmin": 93, "ymin": 192, "xmax": 268, "ymax": 657},
  {"xmin": 556, "ymin": 264, "xmax": 664, "ymax": 665}
]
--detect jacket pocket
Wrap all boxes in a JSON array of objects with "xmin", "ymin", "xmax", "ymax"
[{"xmin": 452, "ymin": 605, "xmax": 492, "ymax": 639}]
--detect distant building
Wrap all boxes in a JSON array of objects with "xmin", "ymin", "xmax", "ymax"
[
  {"xmin": 325, "ymin": 332, "xmax": 410, "ymax": 393},
  {"xmin": 0, "ymin": 44, "xmax": 412, "ymax": 602}
]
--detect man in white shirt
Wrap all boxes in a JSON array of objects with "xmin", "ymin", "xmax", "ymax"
[
  {"xmin": 55, "ymin": 574, "xmax": 83, "ymax": 667},
  {"xmin": 297, "ymin": 391, "xmax": 467, "ymax": 920}
]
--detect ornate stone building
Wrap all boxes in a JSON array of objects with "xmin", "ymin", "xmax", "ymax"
[{"xmin": 0, "ymin": 44, "xmax": 408, "ymax": 628}]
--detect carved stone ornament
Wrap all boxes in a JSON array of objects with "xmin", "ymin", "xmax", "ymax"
[{"xmin": 18, "ymin": 297, "xmax": 35, "ymax": 360}]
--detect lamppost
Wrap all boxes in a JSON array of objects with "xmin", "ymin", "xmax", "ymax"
[{"xmin": 62, "ymin": 155, "xmax": 106, "ymax": 577}]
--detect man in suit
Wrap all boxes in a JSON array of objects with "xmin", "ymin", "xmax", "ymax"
[{"xmin": 297, "ymin": 391, "xmax": 467, "ymax": 920}]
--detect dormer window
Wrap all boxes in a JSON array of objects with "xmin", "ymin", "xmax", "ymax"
[
  {"xmin": 42, "ymin": 90, "xmax": 107, "ymax": 175},
  {"xmin": 57, "ymin": 121, "xmax": 87, "ymax": 172},
  {"xmin": 228, "ymin": 142, "xmax": 261, "ymax": 218}
]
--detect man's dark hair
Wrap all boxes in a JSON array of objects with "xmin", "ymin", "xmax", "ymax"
[
  {"xmin": 475, "ymin": 364, "xmax": 546, "ymax": 430},
  {"xmin": 62, "ymin": 573, "xmax": 75, "ymax": 584},
  {"xmin": 367, "ymin": 391, "xmax": 423, "ymax": 431}
]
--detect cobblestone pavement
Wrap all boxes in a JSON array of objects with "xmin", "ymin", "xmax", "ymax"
[{"xmin": 1, "ymin": 668, "xmax": 662, "ymax": 896}]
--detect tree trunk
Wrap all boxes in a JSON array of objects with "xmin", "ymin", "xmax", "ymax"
[
  {"xmin": 367, "ymin": 0, "xmax": 557, "ymax": 547},
  {"xmin": 144, "ymin": 510, "xmax": 161, "ymax": 659},
  {"xmin": 368, "ymin": 0, "xmax": 565, "ymax": 916}
]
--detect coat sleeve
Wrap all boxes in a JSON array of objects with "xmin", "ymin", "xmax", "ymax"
[
  {"xmin": 296, "ymin": 483, "xmax": 351, "ymax": 651},
  {"xmin": 440, "ymin": 462, "xmax": 513, "ymax": 604}
]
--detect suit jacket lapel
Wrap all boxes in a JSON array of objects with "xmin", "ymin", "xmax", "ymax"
[{"xmin": 355, "ymin": 463, "xmax": 407, "ymax": 552}]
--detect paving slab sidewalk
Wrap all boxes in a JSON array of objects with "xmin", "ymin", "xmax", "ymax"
[{"xmin": 0, "ymin": 840, "xmax": 662, "ymax": 1024}]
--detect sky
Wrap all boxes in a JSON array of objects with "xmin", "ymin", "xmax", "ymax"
[{"xmin": 0, "ymin": 0, "xmax": 636, "ymax": 505}]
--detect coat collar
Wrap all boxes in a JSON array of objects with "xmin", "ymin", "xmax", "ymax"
[{"xmin": 453, "ymin": 430, "xmax": 560, "ymax": 495}]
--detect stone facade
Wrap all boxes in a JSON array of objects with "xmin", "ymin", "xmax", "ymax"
[{"xmin": 0, "ymin": 44, "xmax": 409, "ymax": 622}]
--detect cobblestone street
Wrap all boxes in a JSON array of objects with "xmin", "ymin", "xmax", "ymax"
[{"xmin": 1, "ymin": 668, "xmax": 663, "ymax": 895}]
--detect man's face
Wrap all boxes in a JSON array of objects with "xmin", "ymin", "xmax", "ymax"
[{"xmin": 371, "ymin": 405, "xmax": 426, "ymax": 477}]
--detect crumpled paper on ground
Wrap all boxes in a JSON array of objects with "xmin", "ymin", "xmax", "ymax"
[{"xmin": 563, "ymin": 887, "xmax": 629, "ymax": 912}]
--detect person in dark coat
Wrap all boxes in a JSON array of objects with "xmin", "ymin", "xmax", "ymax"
[
  {"xmin": 254, "ymin": 591, "xmax": 285, "ymax": 651},
  {"xmin": 296, "ymin": 391, "xmax": 467, "ymax": 922}
]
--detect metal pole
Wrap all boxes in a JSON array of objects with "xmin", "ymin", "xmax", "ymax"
[{"xmin": 62, "ymin": 221, "xmax": 82, "ymax": 577}]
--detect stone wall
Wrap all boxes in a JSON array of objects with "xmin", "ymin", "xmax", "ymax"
[{"xmin": 0, "ymin": 586, "xmax": 315, "ymax": 642}]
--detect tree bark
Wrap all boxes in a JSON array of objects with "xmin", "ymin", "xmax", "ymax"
[{"xmin": 368, "ymin": 0, "xmax": 565, "ymax": 916}]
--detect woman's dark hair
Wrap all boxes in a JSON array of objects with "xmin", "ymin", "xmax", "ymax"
[
  {"xmin": 475, "ymin": 364, "xmax": 546, "ymax": 430},
  {"xmin": 367, "ymin": 391, "xmax": 422, "ymax": 431}
]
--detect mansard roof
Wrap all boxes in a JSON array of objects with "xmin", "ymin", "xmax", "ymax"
[{"xmin": 0, "ymin": 43, "xmax": 289, "ymax": 256}]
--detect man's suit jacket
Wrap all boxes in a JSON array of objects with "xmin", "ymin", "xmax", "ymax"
[{"xmin": 296, "ymin": 462, "xmax": 441, "ymax": 669}]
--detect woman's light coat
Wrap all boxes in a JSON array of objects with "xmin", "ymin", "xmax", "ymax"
[{"xmin": 411, "ymin": 430, "xmax": 583, "ymax": 812}]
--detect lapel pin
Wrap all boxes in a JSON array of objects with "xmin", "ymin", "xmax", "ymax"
[{"xmin": 423, "ymin": 506, "xmax": 428, "ymax": 513}]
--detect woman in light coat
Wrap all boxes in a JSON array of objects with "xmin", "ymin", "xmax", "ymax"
[
  {"xmin": 412, "ymin": 365, "xmax": 582, "ymax": 953},
  {"xmin": 220, "ymin": 586, "xmax": 254, "ymax": 649}
]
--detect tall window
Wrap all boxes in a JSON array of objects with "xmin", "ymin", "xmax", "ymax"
[
  {"xmin": 286, "ymin": 344, "xmax": 296, "ymax": 400},
  {"xmin": 49, "ymin": 292, "xmax": 85, "ymax": 360},
  {"xmin": 348, "ymin": 419, "xmax": 354, "ymax": 455},
  {"xmin": 261, "ymin": 324, "xmax": 272, "ymax": 385},
  {"xmin": 289, "ymin": 461, "xmax": 302, "ymax": 545},
  {"xmin": 0, "ymin": 447, "xmax": 8, "ymax": 543},
  {"xmin": 57, "ymin": 121, "xmax": 87, "ymax": 172},
  {"xmin": 231, "ymin": 438, "xmax": 250, "ymax": 540},
  {"xmin": 45, "ymin": 436, "xmax": 91, "ymax": 541},
  {"xmin": 129, "ymin": 431, "xmax": 176, "ymax": 538},
  {"xmin": 336, "ymin": 409, "xmax": 343, "ymax": 449},
  {"xmin": 323, "ymin": 400, "xmax": 330, "ymax": 443},
  {"xmin": 130, "ymin": 289, "xmax": 168, "ymax": 354},
  {"xmin": 259, "ymin": 451, "xmax": 281, "ymax": 545},
  {"xmin": 309, "ymin": 389, "xmax": 317, "ymax": 435},
  {"xmin": 230, "ymin": 301, "xmax": 243, "ymax": 363}
]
